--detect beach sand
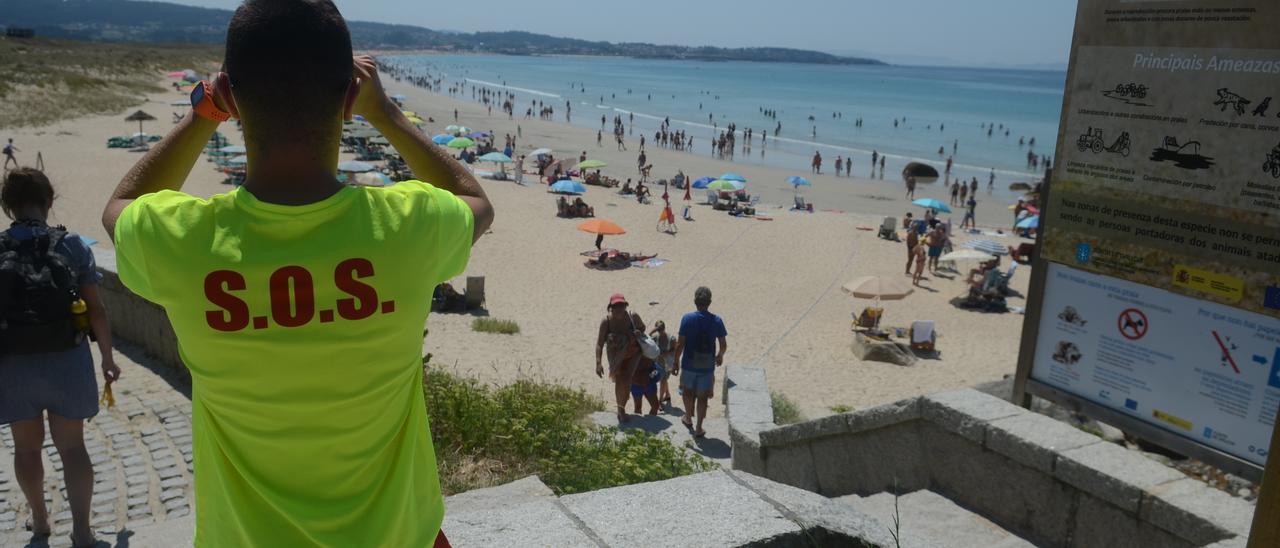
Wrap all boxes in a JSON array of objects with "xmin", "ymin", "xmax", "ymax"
[{"xmin": 1, "ymin": 69, "xmax": 1033, "ymax": 419}]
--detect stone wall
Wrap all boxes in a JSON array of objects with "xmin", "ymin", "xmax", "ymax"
[
  {"xmin": 93, "ymin": 248, "xmax": 184, "ymax": 369},
  {"xmin": 722, "ymin": 365, "xmax": 1254, "ymax": 548}
]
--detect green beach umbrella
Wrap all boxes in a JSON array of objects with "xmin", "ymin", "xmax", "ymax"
[
  {"xmin": 447, "ymin": 137, "xmax": 475, "ymax": 149},
  {"xmin": 707, "ymin": 179, "xmax": 745, "ymax": 191},
  {"xmin": 576, "ymin": 159, "xmax": 607, "ymax": 170},
  {"xmin": 479, "ymin": 152, "xmax": 513, "ymax": 163}
]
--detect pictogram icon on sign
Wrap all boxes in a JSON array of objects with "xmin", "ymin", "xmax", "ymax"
[{"xmin": 1117, "ymin": 308, "xmax": 1148, "ymax": 340}]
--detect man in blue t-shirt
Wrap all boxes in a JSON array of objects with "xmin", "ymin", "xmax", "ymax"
[{"xmin": 673, "ymin": 286, "xmax": 727, "ymax": 438}]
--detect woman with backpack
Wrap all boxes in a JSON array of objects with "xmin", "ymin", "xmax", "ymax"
[{"xmin": 1, "ymin": 168, "xmax": 120, "ymax": 547}]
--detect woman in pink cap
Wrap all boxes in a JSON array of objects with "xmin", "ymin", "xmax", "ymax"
[{"xmin": 595, "ymin": 293, "xmax": 647, "ymax": 422}]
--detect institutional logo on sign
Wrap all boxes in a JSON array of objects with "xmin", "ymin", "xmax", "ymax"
[
  {"xmin": 1269, "ymin": 348, "xmax": 1280, "ymax": 390},
  {"xmin": 1075, "ymin": 243, "xmax": 1092, "ymax": 264}
]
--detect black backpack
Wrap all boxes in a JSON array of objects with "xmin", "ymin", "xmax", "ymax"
[{"xmin": 0, "ymin": 222, "xmax": 83, "ymax": 356}]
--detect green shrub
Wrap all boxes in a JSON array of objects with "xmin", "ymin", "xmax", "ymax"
[
  {"xmin": 771, "ymin": 391, "xmax": 805, "ymax": 425},
  {"xmin": 423, "ymin": 361, "xmax": 713, "ymax": 495},
  {"xmin": 471, "ymin": 317, "xmax": 521, "ymax": 334},
  {"xmin": 829, "ymin": 404, "xmax": 854, "ymax": 414}
]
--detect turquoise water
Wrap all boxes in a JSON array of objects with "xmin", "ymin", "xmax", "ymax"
[{"xmin": 384, "ymin": 54, "xmax": 1064, "ymax": 195}]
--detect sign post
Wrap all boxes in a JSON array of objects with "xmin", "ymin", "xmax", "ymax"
[{"xmin": 1013, "ymin": 1, "xmax": 1280, "ymax": 539}]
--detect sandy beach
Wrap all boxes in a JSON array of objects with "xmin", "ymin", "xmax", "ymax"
[{"xmin": 1, "ymin": 65, "xmax": 1033, "ymax": 418}]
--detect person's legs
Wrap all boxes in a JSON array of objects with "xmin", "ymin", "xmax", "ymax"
[
  {"xmin": 680, "ymin": 376, "xmax": 696, "ymax": 429},
  {"xmin": 49, "ymin": 414, "xmax": 94, "ymax": 546},
  {"xmin": 644, "ymin": 388, "xmax": 660, "ymax": 415},
  {"xmin": 695, "ymin": 393, "xmax": 710, "ymax": 434},
  {"xmin": 614, "ymin": 374, "xmax": 631, "ymax": 421},
  {"xmin": 11, "ymin": 417, "xmax": 51, "ymax": 535},
  {"xmin": 631, "ymin": 385, "xmax": 643, "ymax": 414}
]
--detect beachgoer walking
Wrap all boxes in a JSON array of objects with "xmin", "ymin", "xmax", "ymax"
[
  {"xmin": 811, "ymin": 151, "xmax": 822, "ymax": 174},
  {"xmin": 3, "ymin": 168, "xmax": 121, "ymax": 548},
  {"xmin": 3, "ymin": 139, "xmax": 18, "ymax": 169},
  {"xmin": 515, "ymin": 154, "xmax": 525, "ymax": 185},
  {"xmin": 961, "ymin": 196, "xmax": 977, "ymax": 229},
  {"xmin": 989, "ymin": 169, "xmax": 996, "ymax": 192},
  {"xmin": 596, "ymin": 294, "xmax": 647, "ymax": 422},
  {"xmin": 879, "ymin": 156, "xmax": 885, "ymax": 178},
  {"xmin": 835, "ymin": 155, "xmax": 843, "ymax": 177},
  {"xmin": 905, "ymin": 220, "xmax": 920, "ymax": 275},
  {"xmin": 102, "ymin": 5, "xmax": 494, "ymax": 544},
  {"xmin": 650, "ymin": 321, "xmax": 675, "ymax": 407},
  {"xmin": 911, "ymin": 242, "xmax": 928, "ymax": 286},
  {"xmin": 927, "ymin": 225, "xmax": 946, "ymax": 272},
  {"xmin": 905, "ymin": 175, "xmax": 916, "ymax": 199},
  {"xmin": 673, "ymin": 287, "xmax": 727, "ymax": 439},
  {"xmin": 844, "ymin": 156, "xmax": 852, "ymax": 177},
  {"xmin": 950, "ymin": 182, "xmax": 960, "ymax": 206}
]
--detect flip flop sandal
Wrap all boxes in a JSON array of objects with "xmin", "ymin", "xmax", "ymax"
[
  {"xmin": 24, "ymin": 519, "xmax": 51, "ymax": 537},
  {"xmin": 681, "ymin": 418, "xmax": 694, "ymax": 429},
  {"xmin": 694, "ymin": 430, "xmax": 707, "ymax": 439}
]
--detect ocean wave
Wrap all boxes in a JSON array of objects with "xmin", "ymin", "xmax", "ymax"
[{"xmin": 463, "ymin": 78, "xmax": 562, "ymax": 99}]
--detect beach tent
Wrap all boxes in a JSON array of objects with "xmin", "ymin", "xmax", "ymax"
[{"xmin": 690, "ymin": 176, "xmax": 717, "ymax": 189}]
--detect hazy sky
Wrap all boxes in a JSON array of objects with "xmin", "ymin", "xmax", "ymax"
[{"xmin": 168, "ymin": 0, "xmax": 1078, "ymax": 67}]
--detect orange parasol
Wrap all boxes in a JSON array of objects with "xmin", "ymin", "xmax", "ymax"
[{"xmin": 577, "ymin": 219, "xmax": 626, "ymax": 235}]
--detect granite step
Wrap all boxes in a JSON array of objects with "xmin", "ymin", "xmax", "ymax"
[
  {"xmin": 588, "ymin": 411, "xmax": 732, "ymax": 467},
  {"xmin": 835, "ymin": 490, "xmax": 1035, "ymax": 548}
]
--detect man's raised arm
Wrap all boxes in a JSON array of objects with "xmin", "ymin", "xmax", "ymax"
[{"xmin": 352, "ymin": 56, "xmax": 493, "ymax": 243}]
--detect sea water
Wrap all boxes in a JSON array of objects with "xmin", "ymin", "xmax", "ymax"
[{"xmin": 384, "ymin": 54, "xmax": 1064, "ymax": 198}]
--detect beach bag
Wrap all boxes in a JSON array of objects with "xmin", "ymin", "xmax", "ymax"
[
  {"xmin": 0, "ymin": 223, "xmax": 82, "ymax": 356},
  {"xmin": 629, "ymin": 314, "xmax": 661, "ymax": 360}
]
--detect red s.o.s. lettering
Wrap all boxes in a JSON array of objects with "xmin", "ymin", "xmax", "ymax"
[
  {"xmin": 204, "ymin": 270, "xmax": 249, "ymax": 332},
  {"xmin": 335, "ymin": 258, "xmax": 379, "ymax": 321},
  {"xmin": 269, "ymin": 266, "xmax": 315, "ymax": 328}
]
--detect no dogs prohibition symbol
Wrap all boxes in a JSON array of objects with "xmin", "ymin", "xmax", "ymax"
[{"xmin": 1118, "ymin": 308, "xmax": 1148, "ymax": 340}]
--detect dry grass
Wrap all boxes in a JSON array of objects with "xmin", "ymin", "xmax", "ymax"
[{"xmin": 0, "ymin": 38, "xmax": 221, "ymax": 128}]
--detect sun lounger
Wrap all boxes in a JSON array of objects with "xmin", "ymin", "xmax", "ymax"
[
  {"xmin": 465, "ymin": 276, "xmax": 485, "ymax": 310},
  {"xmin": 878, "ymin": 217, "xmax": 898, "ymax": 240},
  {"xmin": 909, "ymin": 320, "xmax": 936, "ymax": 352}
]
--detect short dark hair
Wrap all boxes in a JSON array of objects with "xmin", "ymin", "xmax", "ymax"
[
  {"xmin": 1, "ymin": 167, "xmax": 55, "ymax": 219},
  {"xmin": 225, "ymin": 0, "xmax": 352, "ymax": 143},
  {"xmin": 694, "ymin": 286, "xmax": 712, "ymax": 307}
]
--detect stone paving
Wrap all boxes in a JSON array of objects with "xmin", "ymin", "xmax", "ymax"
[{"xmin": 0, "ymin": 343, "xmax": 194, "ymax": 547}]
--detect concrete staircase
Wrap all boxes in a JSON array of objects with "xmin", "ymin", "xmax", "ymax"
[
  {"xmin": 835, "ymin": 490, "xmax": 1035, "ymax": 548},
  {"xmin": 588, "ymin": 411, "xmax": 732, "ymax": 467}
]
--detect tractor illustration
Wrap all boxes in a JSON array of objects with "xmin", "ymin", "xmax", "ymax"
[
  {"xmin": 1265, "ymin": 143, "xmax": 1280, "ymax": 178},
  {"xmin": 1113, "ymin": 83, "xmax": 1148, "ymax": 98},
  {"xmin": 1078, "ymin": 127, "xmax": 1106, "ymax": 153},
  {"xmin": 1077, "ymin": 128, "xmax": 1130, "ymax": 156}
]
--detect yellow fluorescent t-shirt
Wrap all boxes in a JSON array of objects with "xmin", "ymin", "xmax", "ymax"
[{"xmin": 113, "ymin": 181, "xmax": 473, "ymax": 547}]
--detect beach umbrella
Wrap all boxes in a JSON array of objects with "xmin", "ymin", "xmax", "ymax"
[
  {"xmin": 406, "ymin": 116, "xmax": 425, "ymax": 125},
  {"xmin": 467, "ymin": 131, "xmax": 491, "ymax": 139},
  {"xmin": 529, "ymin": 148, "xmax": 553, "ymax": 156},
  {"xmin": 219, "ymin": 145, "xmax": 246, "ymax": 154},
  {"xmin": 432, "ymin": 134, "xmax": 454, "ymax": 144},
  {"xmin": 479, "ymin": 152, "xmax": 513, "ymax": 163},
  {"xmin": 842, "ymin": 276, "xmax": 914, "ymax": 301},
  {"xmin": 577, "ymin": 219, "xmax": 625, "ymax": 235},
  {"xmin": 963, "ymin": 239, "xmax": 1009, "ymax": 256},
  {"xmin": 1016, "ymin": 215, "xmax": 1040, "ymax": 229},
  {"xmin": 337, "ymin": 160, "xmax": 376, "ymax": 173},
  {"xmin": 787, "ymin": 176, "xmax": 811, "ymax": 187},
  {"xmin": 125, "ymin": 110, "xmax": 156, "ymax": 141},
  {"xmin": 912, "ymin": 198, "xmax": 952, "ymax": 214},
  {"xmin": 227, "ymin": 155, "xmax": 248, "ymax": 166},
  {"xmin": 551, "ymin": 180, "xmax": 587, "ymax": 194},
  {"xmin": 576, "ymin": 159, "xmax": 607, "ymax": 170},
  {"xmin": 940, "ymin": 249, "xmax": 995, "ymax": 262},
  {"xmin": 841, "ymin": 276, "xmax": 914, "ymax": 328},
  {"xmin": 447, "ymin": 137, "xmax": 475, "ymax": 149},
  {"xmin": 707, "ymin": 179, "xmax": 745, "ymax": 191},
  {"xmin": 445, "ymin": 124, "xmax": 461, "ymax": 133},
  {"xmin": 690, "ymin": 176, "xmax": 717, "ymax": 189},
  {"xmin": 719, "ymin": 172, "xmax": 747, "ymax": 183}
]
